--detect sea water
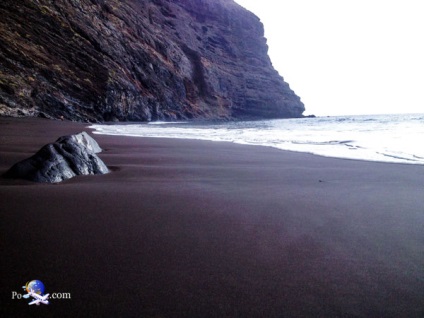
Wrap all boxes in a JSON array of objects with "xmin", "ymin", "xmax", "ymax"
[{"xmin": 91, "ymin": 113, "xmax": 424, "ymax": 165}]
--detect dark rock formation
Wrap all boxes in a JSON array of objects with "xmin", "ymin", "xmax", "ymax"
[
  {"xmin": 3, "ymin": 132, "xmax": 108, "ymax": 183},
  {"xmin": 0, "ymin": 0, "xmax": 304, "ymax": 122}
]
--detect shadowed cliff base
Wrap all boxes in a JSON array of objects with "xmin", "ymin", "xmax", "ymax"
[{"xmin": 0, "ymin": 0, "xmax": 304, "ymax": 122}]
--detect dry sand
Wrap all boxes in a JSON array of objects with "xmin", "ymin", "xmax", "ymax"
[{"xmin": 1, "ymin": 117, "xmax": 423, "ymax": 317}]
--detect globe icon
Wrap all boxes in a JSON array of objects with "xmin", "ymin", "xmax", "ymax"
[{"xmin": 26, "ymin": 280, "xmax": 45, "ymax": 295}]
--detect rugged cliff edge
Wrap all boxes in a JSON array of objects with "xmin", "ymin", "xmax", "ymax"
[{"xmin": 0, "ymin": 0, "xmax": 304, "ymax": 122}]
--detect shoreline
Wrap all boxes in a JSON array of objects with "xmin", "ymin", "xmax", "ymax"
[
  {"xmin": 88, "ymin": 113, "xmax": 424, "ymax": 166},
  {"xmin": 1, "ymin": 117, "xmax": 424, "ymax": 317}
]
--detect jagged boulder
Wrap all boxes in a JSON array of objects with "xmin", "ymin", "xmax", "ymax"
[{"xmin": 3, "ymin": 132, "xmax": 108, "ymax": 183}]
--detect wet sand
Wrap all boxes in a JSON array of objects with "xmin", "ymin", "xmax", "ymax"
[{"xmin": 1, "ymin": 117, "xmax": 423, "ymax": 317}]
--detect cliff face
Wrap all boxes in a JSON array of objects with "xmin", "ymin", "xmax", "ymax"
[{"xmin": 0, "ymin": 0, "xmax": 304, "ymax": 122}]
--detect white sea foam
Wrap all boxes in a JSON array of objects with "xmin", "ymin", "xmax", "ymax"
[{"xmin": 91, "ymin": 113, "xmax": 424, "ymax": 165}]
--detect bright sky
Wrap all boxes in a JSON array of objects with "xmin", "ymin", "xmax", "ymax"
[{"xmin": 235, "ymin": 0, "xmax": 424, "ymax": 116}]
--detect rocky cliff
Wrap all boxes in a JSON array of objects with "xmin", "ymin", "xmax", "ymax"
[{"xmin": 0, "ymin": 0, "xmax": 304, "ymax": 122}]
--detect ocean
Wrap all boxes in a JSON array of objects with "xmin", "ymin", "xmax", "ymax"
[{"xmin": 91, "ymin": 113, "xmax": 424, "ymax": 165}]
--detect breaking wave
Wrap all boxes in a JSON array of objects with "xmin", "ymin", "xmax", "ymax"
[{"xmin": 91, "ymin": 113, "xmax": 424, "ymax": 165}]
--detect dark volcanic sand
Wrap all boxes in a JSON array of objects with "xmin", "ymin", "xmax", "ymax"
[{"xmin": 1, "ymin": 117, "xmax": 423, "ymax": 317}]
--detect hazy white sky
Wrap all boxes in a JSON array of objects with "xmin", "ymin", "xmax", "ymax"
[{"xmin": 235, "ymin": 0, "xmax": 424, "ymax": 116}]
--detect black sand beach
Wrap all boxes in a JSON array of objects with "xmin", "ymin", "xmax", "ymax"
[{"xmin": 1, "ymin": 117, "xmax": 423, "ymax": 317}]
